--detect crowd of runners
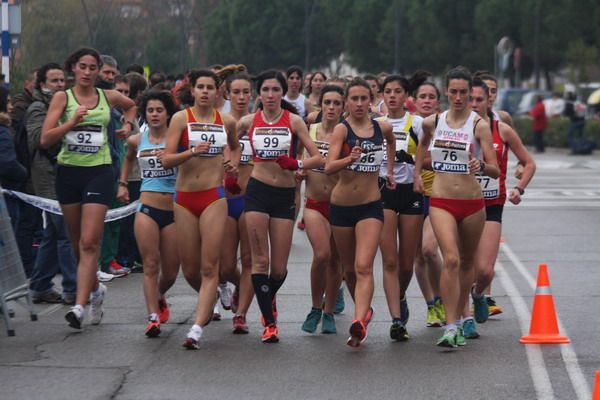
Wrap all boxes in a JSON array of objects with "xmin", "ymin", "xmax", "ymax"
[{"xmin": 1, "ymin": 46, "xmax": 536, "ymax": 349}]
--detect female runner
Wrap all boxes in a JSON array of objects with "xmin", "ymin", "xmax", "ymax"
[
  {"xmin": 377, "ymin": 74, "xmax": 426, "ymax": 341},
  {"xmin": 414, "ymin": 66, "xmax": 499, "ymax": 348},
  {"xmin": 300, "ymin": 85, "xmax": 345, "ymax": 334},
  {"xmin": 237, "ymin": 70, "xmax": 322, "ymax": 343},
  {"xmin": 304, "ymin": 71, "xmax": 327, "ymax": 115},
  {"xmin": 326, "ymin": 78, "xmax": 396, "ymax": 347},
  {"xmin": 462, "ymin": 78, "xmax": 535, "ymax": 337},
  {"xmin": 161, "ymin": 69, "xmax": 240, "ymax": 349},
  {"xmin": 412, "ymin": 79, "xmax": 446, "ymax": 327},
  {"xmin": 41, "ymin": 47, "xmax": 136, "ymax": 329},
  {"xmin": 117, "ymin": 89, "xmax": 179, "ymax": 337},
  {"xmin": 219, "ymin": 72, "xmax": 255, "ymax": 333}
]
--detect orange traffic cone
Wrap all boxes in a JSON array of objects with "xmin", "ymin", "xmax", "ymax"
[
  {"xmin": 520, "ymin": 263, "xmax": 570, "ymax": 344},
  {"xmin": 593, "ymin": 371, "xmax": 600, "ymax": 400}
]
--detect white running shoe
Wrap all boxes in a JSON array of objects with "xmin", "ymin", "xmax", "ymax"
[
  {"xmin": 65, "ymin": 306, "xmax": 84, "ymax": 329},
  {"xmin": 212, "ymin": 301, "xmax": 221, "ymax": 321},
  {"xmin": 90, "ymin": 283, "xmax": 107, "ymax": 325},
  {"xmin": 97, "ymin": 271, "xmax": 115, "ymax": 282},
  {"xmin": 218, "ymin": 283, "xmax": 232, "ymax": 310},
  {"xmin": 183, "ymin": 325, "xmax": 203, "ymax": 350}
]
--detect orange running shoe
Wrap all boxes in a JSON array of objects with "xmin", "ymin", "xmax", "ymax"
[
  {"xmin": 233, "ymin": 315, "xmax": 249, "ymax": 334},
  {"xmin": 158, "ymin": 298, "xmax": 170, "ymax": 324},
  {"xmin": 262, "ymin": 324, "xmax": 279, "ymax": 343},
  {"xmin": 363, "ymin": 307, "xmax": 374, "ymax": 327},
  {"xmin": 347, "ymin": 320, "xmax": 367, "ymax": 347},
  {"xmin": 145, "ymin": 319, "xmax": 161, "ymax": 338}
]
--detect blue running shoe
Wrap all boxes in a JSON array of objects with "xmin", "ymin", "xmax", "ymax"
[
  {"xmin": 334, "ymin": 285, "xmax": 345, "ymax": 314},
  {"xmin": 301, "ymin": 308, "xmax": 322, "ymax": 333},
  {"xmin": 400, "ymin": 297, "xmax": 409, "ymax": 326},
  {"xmin": 472, "ymin": 289, "xmax": 489, "ymax": 323},
  {"xmin": 462, "ymin": 318, "xmax": 480, "ymax": 339},
  {"xmin": 321, "ymin": 312, "xmax": 336, "ymax": 334}
]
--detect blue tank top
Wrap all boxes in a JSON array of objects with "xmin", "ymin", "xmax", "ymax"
[
  {"xmin": 343, "ymin": 119, "xmax": 385, "ymax": 173},
  {"xmin": 137, "ymin": 129, "xmax": 176, "ymax": 193}
]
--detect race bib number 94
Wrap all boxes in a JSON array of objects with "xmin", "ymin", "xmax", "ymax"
[{"xmin": 187, "ymin": 123, "xmax": 227, "ymax": 157}]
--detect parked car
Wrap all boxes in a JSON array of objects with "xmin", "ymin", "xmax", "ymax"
[
  {"xmin": 517, "ymin": 90, "xmax": 552, "ymax": 115},
  {"xmin": 494, "ymin": 88, "xmax": 530, "ymax": 115}
]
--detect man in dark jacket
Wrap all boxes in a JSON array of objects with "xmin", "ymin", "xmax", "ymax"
[{"xmin": 26, "ymin": 63, "xmax": 78, "ymax": 304}]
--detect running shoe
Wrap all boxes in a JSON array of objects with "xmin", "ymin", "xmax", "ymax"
[
  {"xmin": 301, "ymin": 308, "xmax": 322, "ymax": 333},
  {"xmin": 65, "ymin": 306, "xmax": 84, "ymax": 330},
  {"xmin": 183, "ymin": 325, "xmax": 203, "ymax": 350},
  {"xmin": 426, "ymin": 305, "xmax": 442, "ymax": 327},
  {"xmin": 145, "ymin": 317, "xmax": 161, "ymax": 338},
  {"xmin": 262, "ymin": 324, "xmax": 279, "ymax": 343},
  {"xmin": 231, "ymin": 287, "xmax": 239, "ymax": 314},
  {"xmin": 389, "ymin": 320, "xmax": 409, "ymax": 341},
  {"xmin": 462, "ymin": 318, "xmax": 480, "ymax": 339},
  {"xmin": 89, "ymin": 283, "xmax": 107, "ymax": 325},
  {"xmin": 232, "ymin": 315, "xmax": 249, "ymax": 334},
  {"xmin": 334, "ymin": 285, "xmax": 345, "ymax": 314},
  {"xmin": 32, "ymin": 290, "xmax": 63, "ymax": 304},
  {"xmin": 436, "ymin": 329, "xmax": 458, "ymax": 348},
  {"xmin": 456, "ymin": 326, "xmax": 466, "ymax": 346},
  {"xmin": 97, "ymin": 270, "xmax": 115, "ymax": 282},
  {"xmin": 434, "ymin": 298, "xmax": 446, "ymax": 324},
  {"xmin": 321, "ymin": 312, "xmax": 336, "ymax": 334},
  {"xmin": 472, "ymin": 290, "xmax": 489, "ymax": 323},
  {"xmin": 364, "ymin": 306, "xmax": 374, "ymax": 326},
  {"xmin": 212, "ymin": 301, "xmax": 221, "ymax": 321},
  {"xmin": 219, "ymin": 283, "xmax": 232, "ymax": 310},
  {"xmin": 487, "ymin": 296, "xmax": 503, "ymax": 316},
  {"xmin": 400, "ymin": 297, "xmax": 409, "ymax": 326},
  {"xmin": 297, "ymin": 219, "xmax": 305, "ymax": 230},
  {"xmin": 347, "ymin": 320, "xmax": 367, "ymax": 347},
  {"xmin": 107, "ymin": 259, "xmax": 130, "ymax": 277},
  {"xmin": 261, "ymin": 296, "xmax": 278, "ymax": 327},
  {"xmin": 158, "ymin": 298, "xmax": 170, "ymax": 324}
]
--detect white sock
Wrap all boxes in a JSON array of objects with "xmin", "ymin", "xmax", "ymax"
[
  {"xmin": 73, "ymin": 304, "xmax": 85, "ymax": 316},
  {"xmin": 445, "ymin": 323, "xmax": 457, "ymax": 333},
  {"xmin": 191, "ymin": 324, "xmax": 203, "ymax": 335},
  {"xmin": 149, "ymin": 313, "xmax": 159, "ymax": 321}
]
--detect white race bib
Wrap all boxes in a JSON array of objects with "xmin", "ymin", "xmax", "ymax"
[
  {"xmin": 187, "ymin": 123, "xmax": 227, "ymax": 157},
  {"xmin": 65, "ymin": 124, "xmax": 103, "ymax": 154},
  {"xmin": 252, "ymin": 127, "xmax": 291, "ymax": 159},
  {"xmin": 476, "ymin": 175, "xmax": 500, "ymax": 199},
  {"xmin": 430, "ymin": 139, "xmax": 470, "ymax": 174},
  {"xmin": 137, "ymin": 148, "xmax": 175, "ymax": 179},
  {"xmin": 239, "ymin": 136, "xmax": 253, "ymax": 165},
  {"xmin": 312, "ymin": 140, "xmax": 329, "ymax": 172},
  {"xmin": 347, "ymin": 141, "xmax": 384, "ymax": 173}
]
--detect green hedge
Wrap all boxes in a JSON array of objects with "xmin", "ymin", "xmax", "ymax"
[{"xmin": 512, "ymin": 117, "xmax": 600, "ymax": 147}]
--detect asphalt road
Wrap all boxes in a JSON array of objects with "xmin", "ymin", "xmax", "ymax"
[{"xmin": 1, "ymin": 148, "xmax": 599, "ymax": 400}]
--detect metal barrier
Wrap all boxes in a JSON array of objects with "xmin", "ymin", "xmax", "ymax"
[{"xmin": 0, "ymin": 186, "xmax": 37, "ymax": 336}]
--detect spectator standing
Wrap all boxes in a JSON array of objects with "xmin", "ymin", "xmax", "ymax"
[
  {"xmin": 27, "ymin": 63, "xmax": 78, "ymax": 304},
  {"xmin": 529, "ymin": 95, "xmax": 547, "ymax": 153},
  {"xmin": 564, "ymin": 92, "xmax": 586, "ymax": 152}
]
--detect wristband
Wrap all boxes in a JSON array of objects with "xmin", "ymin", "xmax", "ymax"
[
  {"xmin": 118, "ymin": 180, "xmax": 128, "ymax": 187},
  {"xmin": 514, "ymin": 186, "xmax": 525, "ymax": 195},
  {"xmin": 297, "ymin": 160, "xmax": 304, "ymax": 169}
]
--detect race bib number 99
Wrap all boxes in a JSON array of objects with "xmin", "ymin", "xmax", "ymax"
[
  {"xmin": 66, "ymin": 124, "xmax": 103, "ymax": 154},
  {"xmin": 187, "ymin": 123, "xmax": 227, "ymax": 157},
  {"xmin": 430, "ymin": 139, "xmax": 469, "ymax": 174},
  {"xmin": 252, "ymin": 127, "xmax": 291, "ymax": 159}
]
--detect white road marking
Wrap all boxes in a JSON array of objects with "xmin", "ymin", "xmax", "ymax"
[
  {"xmin": 496, "ymin": 260, "xmax": 555, "ymax": 400},
  {"xmin": 38, "ymin": 304, "xmax": 62, "ymax": 316},
  {"xmin": 500, "ymin": 243, "xmax": 591, "ymax": 400}
]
